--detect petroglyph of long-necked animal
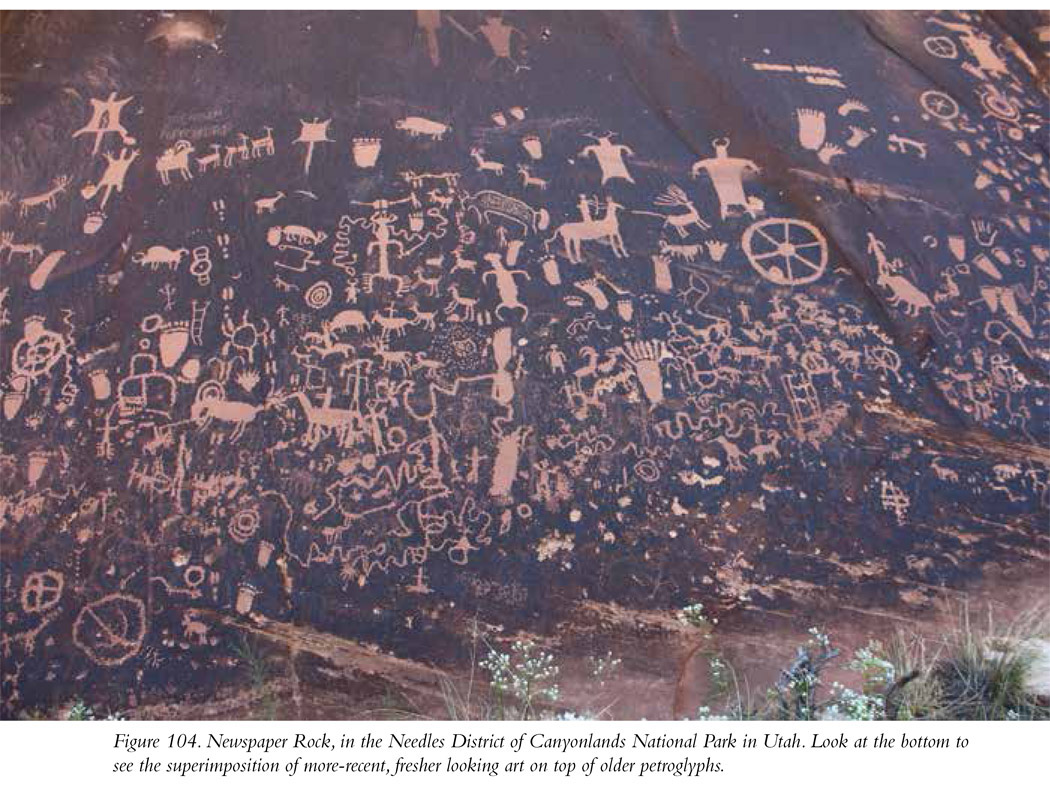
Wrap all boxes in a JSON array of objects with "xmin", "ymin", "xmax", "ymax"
[
  {"xmin": 444, "ymin": 285, "xmax": 478, "ymax": 322},
  {"xmin": 19, "ymin": 176, "xmax": 70, "ymax": 216},
  {"xmin": 517, "ymin": 165, "xmax": 548, "ymax": 190},
  {"xmin": 414, "ymin": 267, "xmax": 442, "ymax": 296},
  {"xmin": 250, "ymin": 127, "xmax": 275, "ymax": 158},
  {"xmin": 277, "ymin": 390, "xmax": 362, "ymax": 448},
  {"xmin": 470, "ymin": 148, "xmax": 504, "ymax": 175},
  {"xmin": 224, "ymin": 134, "xmax": 250, "ymax": 167},
  {"xmin": 409, "ymin": 304, "xmax": 438, "ymax": 330},
  {"xmin": 714, "ymin": 435, "xmax": 747, "ymax": 473},
  {"xmin": 450, "ymin": 247, "xmax": 478, "ymax": 274},
  {"xmin": 255, "ymin": 191, "xmax": 285, "ymax": 214}
]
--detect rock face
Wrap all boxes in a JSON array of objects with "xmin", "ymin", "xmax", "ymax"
[{"xmin": 0, "ymin": 10, "xmax": 1048, "ymax": 717}]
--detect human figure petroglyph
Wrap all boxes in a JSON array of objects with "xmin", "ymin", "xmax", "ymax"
[
  {"xmin": 691, "ymin": 138, "xmax": 763, "ymax": 220},
  {"xmin": 476, "ymin": 14, "xmax": 526, "ymax": 71},
  {"xmin": 295, "ymin": 118, "xmax": 331, "ymax": 174},
  {"xmin": 550, "ymin": 195, "xmax": 627, "ymax": 263},
  {"xmin": 82, "ymin": 147, "xmax": 139, "ymax": 209},
  {"xmin": 220, "ymin": 309, "xmax": 272, "ymax": 365},
  {"xmin": 72, "ymin": 92, "xmax": 135, "ymax": 155},
  {"xmin": 578, "ymin": 133, "xmax": 635, "ymax": 185},
  {"xmin": 483, "ymin": 247, "xmax": 531, "ymax": 321}
]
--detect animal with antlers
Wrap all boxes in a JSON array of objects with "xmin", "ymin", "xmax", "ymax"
[
  {"xmin": 0, "ymin": 232, "xmax": 43, "ymax": 265},
  {"xmin": 633, "ymin": 184, "xmax": 709, "ymax": 238},
  {"xmin": 250, "ymin": 127, "xmax": 275, "ymax": 158},
  {"xmin": 367, "ymin": 338, "xmax": 414, "ymax": 376},
  {"xmin": 19, "ymin": 176, "xmax": 70, "ymax": 217},
  {"xmin": 371, "ymin": 305, "xmax": 413, "ymax": 342},
  {"xmin": 414, "ymin": 267, "xmax": 442, "ymax": 297}
]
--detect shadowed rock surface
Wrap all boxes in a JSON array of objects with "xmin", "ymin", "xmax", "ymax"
[{"xmin": 0, "ymin": 10, "xmax": 1047, "ymax": 719}]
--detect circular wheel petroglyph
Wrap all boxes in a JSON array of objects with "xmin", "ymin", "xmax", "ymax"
[
  {"xmin": 981, "ymin": 89, "xmax": 1019, "ymax": 123},
  {"xmin": 742, "ymin": 218, "xmax": 827, "ymax": 286},
  {"xmin": 923, "ymin": 36, "xmax": 958, "ymax": 59},
  {"xmin": 920, "ymin": 90, "xmax": 959, "ymax": 122},
  {"xmin": 72, "ymin": 593, "xmax": 146, "ymax": 666},
  {"xmin": 21, "ymin": 570, "xmax": 64, "ymax": 614}
]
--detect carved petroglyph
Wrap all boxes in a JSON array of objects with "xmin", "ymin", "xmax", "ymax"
[{"xmin": 1, "ymin": 10, "xmax": 1047, "ymax": 718}]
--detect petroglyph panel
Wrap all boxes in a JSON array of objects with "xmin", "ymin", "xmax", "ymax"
[{"xmin": 0, "ymin": 9, "xmax": 1047, "ymax": 716}]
